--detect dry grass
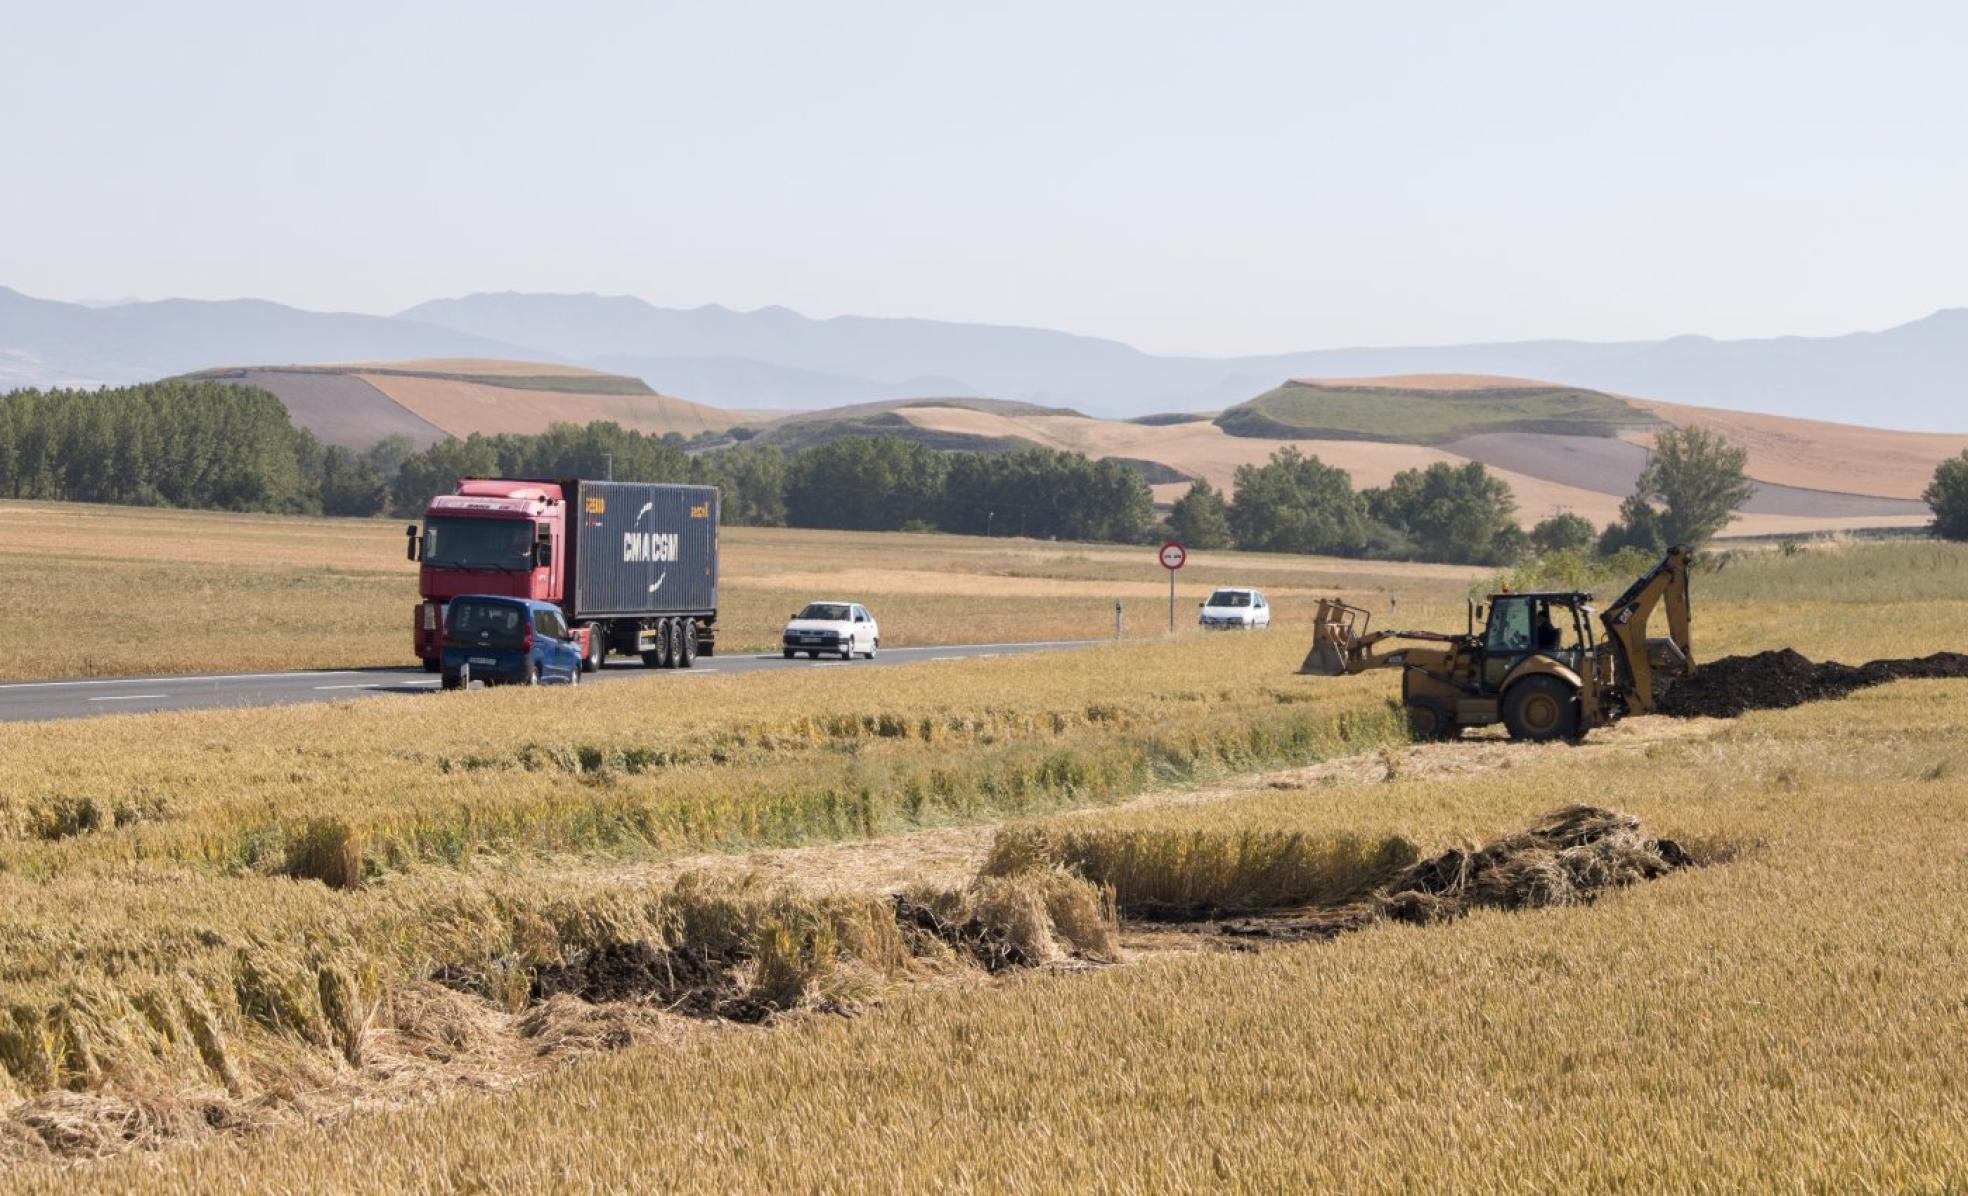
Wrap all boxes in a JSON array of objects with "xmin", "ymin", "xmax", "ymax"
[
  {"xmin": 982, "ymin": 824, "xmax": 1417, "ymax": 914},
  {"xmin": 3, "ymin": 539, "xmax": 1967, "ymax": 1190}
]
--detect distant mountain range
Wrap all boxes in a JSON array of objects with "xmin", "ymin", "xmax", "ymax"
[{"xmin": 3, "ymin": 285, "xmax": 1964, "ymax": 431}]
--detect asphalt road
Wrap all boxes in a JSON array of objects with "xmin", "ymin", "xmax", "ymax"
[{"xmin": 0, "ymin": 640, "xmax": 1096, "ymax": 725}]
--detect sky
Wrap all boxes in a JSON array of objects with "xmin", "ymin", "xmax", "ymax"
[{"xmin": 3, "ymin": 1, "xmax": 1965, "ymax": 356}]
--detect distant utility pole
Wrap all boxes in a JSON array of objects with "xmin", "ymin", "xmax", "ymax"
[{"xmin": 603, "ymin": 453, "xmax": 614, "ymax": 481}]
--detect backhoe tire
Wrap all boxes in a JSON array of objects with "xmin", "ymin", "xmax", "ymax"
[
  {"xmin": 1404, "ymin": 699, "xmax": 1458, "ymax": 742},
  {"xmin": 1502, "ymin": 676, "xmax": 1581, "ymax": 742}
]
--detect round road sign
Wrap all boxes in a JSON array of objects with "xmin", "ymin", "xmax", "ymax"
[{"xmin": 1159, "ymin": 541, "xmax": 1187, "ymax": 570}]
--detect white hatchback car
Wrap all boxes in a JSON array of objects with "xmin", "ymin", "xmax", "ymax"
[
  {"xmin": 1199, "ymin": 587, "xmax": 1271, "ymax": 629},
  {"xmin": 782, "ymin": 601, "xmax": 880, "ymax": 660}
]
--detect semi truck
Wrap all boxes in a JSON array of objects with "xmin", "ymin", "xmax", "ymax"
[{"xmin": 407, "ymin": 479, "xmax": 718, "ymax": 673}]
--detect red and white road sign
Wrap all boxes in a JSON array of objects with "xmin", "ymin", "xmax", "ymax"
[{"xmin": 1159, "ymin": 542, "xmax": 1187, "ymax": 570}]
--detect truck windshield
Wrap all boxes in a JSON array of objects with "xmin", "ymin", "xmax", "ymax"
[
  {"xmin": 423, "ymin": 517, "xmax": 534, "ymax": 571},
  {"xmin": 447, "ymin": 601, "xmax": 527, "ymax": 648}
]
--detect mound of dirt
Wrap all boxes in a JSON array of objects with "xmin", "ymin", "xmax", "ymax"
[
  {"xmin": 1379, "ymin": 806, "xmax": 1692, "ymax": 925},
  {"xmin": 1658, "ymin": 649, "xmax": 1968, "ymax": 719}
]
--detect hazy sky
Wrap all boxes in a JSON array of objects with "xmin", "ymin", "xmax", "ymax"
[{"xmin": 4, "ymin": 1, "xmax": 1964, "ymax": 355}]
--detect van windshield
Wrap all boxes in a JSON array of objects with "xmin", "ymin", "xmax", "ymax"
[
  {"xmin": 1206, "ymin": 590, "xmax": 1253, "ymax": 607},
  {"xmin": 424, "ymin": 517, "xmax": 534, "ymax": 571},
  {"xmin": 448, "ymin": 601, "xmax": 527, "ymax": 648}
]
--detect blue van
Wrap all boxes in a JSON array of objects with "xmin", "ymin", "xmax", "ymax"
[{"xmin": 440, "ymin": 596, "xmax": 584, "ymax": 689}]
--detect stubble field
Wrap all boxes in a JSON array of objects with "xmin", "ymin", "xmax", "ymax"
[{"xmin": 0, "ymin": 501, "xmax": 1476, "ymax": 681}]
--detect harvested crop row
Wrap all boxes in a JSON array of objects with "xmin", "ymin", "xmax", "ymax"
[
  {"xmin": 0, "ymin": 869, "xmax": 1118, "ymax": 1166},
  {"xmin": 988, "ymin": 806, "xmax": 1700, "ymax": 941}
]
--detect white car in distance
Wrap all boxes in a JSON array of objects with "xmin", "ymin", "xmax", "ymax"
[
  {"xmin": 783, "ymin": 601, "xmax": 880, "ymax": 660},
  {"xmin": 1199, "ymin": 587, "xmax": 1271, "ymax": 629}
]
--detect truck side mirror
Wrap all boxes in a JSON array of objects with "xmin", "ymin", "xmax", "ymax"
[
  {"xmin": 405, "ymin": 524, "xmax": 420, "ymax": 562},
  {"xmin": 535, "ymin": 540, "xmax": 553, "ymax": 568}
]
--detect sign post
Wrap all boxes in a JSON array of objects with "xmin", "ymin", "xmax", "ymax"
[{"xmin": 1158, "ymin": 541, "xmax": 1186, "ymax": 632}]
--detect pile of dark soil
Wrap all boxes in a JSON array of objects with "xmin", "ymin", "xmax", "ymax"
[
  {"xmin": 1658, "ymin": 649, "xmax": 1968, "ymax": 719},
  {"xmin": 1379, "ymin": 805, "xmax": 1692, "ymax": 925}
]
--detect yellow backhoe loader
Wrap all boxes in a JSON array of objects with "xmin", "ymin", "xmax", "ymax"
[{"xmin": 1301, "ymin": 546, "xmax": 1694, "ymax": 741}]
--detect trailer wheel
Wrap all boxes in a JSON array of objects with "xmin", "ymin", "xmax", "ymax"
[
  {"xmin": 679, "ymin": 619, "xmax": 697, "ymax": 668},
  {"xmin": 581, "ymin": 623, "xmax": 603, "ymax": 673},
  {"xmin": 1502, "ymin": 676, "xmax": 1580, "ymax": 742},
  {"xmin": 642, "ymin": 619, "xmax": 670, "ymax": 669}
]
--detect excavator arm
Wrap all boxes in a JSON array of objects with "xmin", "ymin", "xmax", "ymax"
[{"xmin": 1597, "ymin": 545, "xmax": 1694, "ymax": 713}]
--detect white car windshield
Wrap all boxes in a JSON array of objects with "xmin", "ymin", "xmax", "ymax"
[
  {"xmin": 797, "ymin": 603, "xmax": 853, "ymax": 621},
  {"xmin": 1207, "ymin": 591, "xmax": 1253, "ymax": 607}
]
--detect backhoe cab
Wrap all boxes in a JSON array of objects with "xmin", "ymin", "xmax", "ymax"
[{"xmin": 1301, "ymin": 546, "xmax": 1694, "ymax": 742}]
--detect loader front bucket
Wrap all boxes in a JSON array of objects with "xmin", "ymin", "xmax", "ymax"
[{"xmin": 1299, "ymin": 598, "xmax": 1362, "ymax": 676}]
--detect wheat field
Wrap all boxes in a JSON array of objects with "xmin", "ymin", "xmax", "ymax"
[
  {"xmin": 2, "ymin": 532, "xmax": 1966, "ymax": 1191},
  {"xmin": 0, "ymin": 501, "xmax": 1480, "ymax": 681}
]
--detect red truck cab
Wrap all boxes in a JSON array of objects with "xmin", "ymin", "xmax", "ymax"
[{"xmin": 408, "ymin": 480, "xmax": 568, "ymax": 670}]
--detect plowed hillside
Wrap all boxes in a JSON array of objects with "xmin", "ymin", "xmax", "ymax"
[
  {"xmin": 889, "ymin": 377, "xmax": 1936, "ymax": 538},
  {"xmin": 1628, "ymin": 398, "xmax": 1968, "ymax": 501},
  {"xmin": 188, "ymin": 360, "xmax": 741, "ymax": 447}
]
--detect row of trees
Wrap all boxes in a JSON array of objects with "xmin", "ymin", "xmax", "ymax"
[
  {"xmin": 0, "ymin": 383, "xmax": 315, "ymax": 511},
  {"xmin": 1166, "ymin": 427, "xmax": 1760, "ymax": 564},
  {"xmin": 0, "ymin": 383, "xmax": 1161, "ymax": 538},
  {"xmin": 1166, "ymin": 449, "xmax": 1535, "ymax": 565},
  {"xmin": 0, "ymin": 381, "xmax": 1773, "ymax": 561}
]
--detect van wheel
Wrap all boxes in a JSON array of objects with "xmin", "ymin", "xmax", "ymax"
[
  {"xmin": 521, "ymin": 660, "xmax": 539, "ymax": 687},
  {"xmin": 422, "ymin": 656, "xmax": 442, "ymax": 674},
  {"xmin": 783, "ymin": 649, "xmax": 795, "ymax": 659},
  {"xmin": 1502, "ymin": 676, "xmax": 1580, "ymax": 742},
  {"xmin": 441, "ymin": 667, "xmax": 464, "ymax": 691}
]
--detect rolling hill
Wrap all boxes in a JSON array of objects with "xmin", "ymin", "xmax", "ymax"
[
  {"xmin": 756, "ymin": 376, "xmax": 1951, "ymax": 539},
  {"xmin": 183, "ymin": 360, "xmax": 743, "ymax": 448},
  {"xmin": 1213, "ymin": 377, "xmax": 1660, "ymax": 443}
]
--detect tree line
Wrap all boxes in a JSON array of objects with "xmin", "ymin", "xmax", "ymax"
[
  {"xmin": 1169, "ymin": 425, "xmax": 1761, "ymax": 564},
  {"xmin": 2, "ymin": 381, "xmax": 1774, "ymax": 563}
]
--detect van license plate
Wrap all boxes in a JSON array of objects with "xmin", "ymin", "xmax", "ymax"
[{"xmin": 470, "ymin": 657, "xmax": 497, "ymax": 665}]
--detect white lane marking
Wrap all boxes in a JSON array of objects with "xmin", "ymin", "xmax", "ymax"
[
  {"xmin": 0, "ymin": 670, "xmax": 362, "ymax": 691},
  {"xmin": 88, "ymin": 694, "xmax": 168, "ymax": 702},
  {"xmin": 315, "ymin": 684, "xmax": 380, "ymax": 691}
]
